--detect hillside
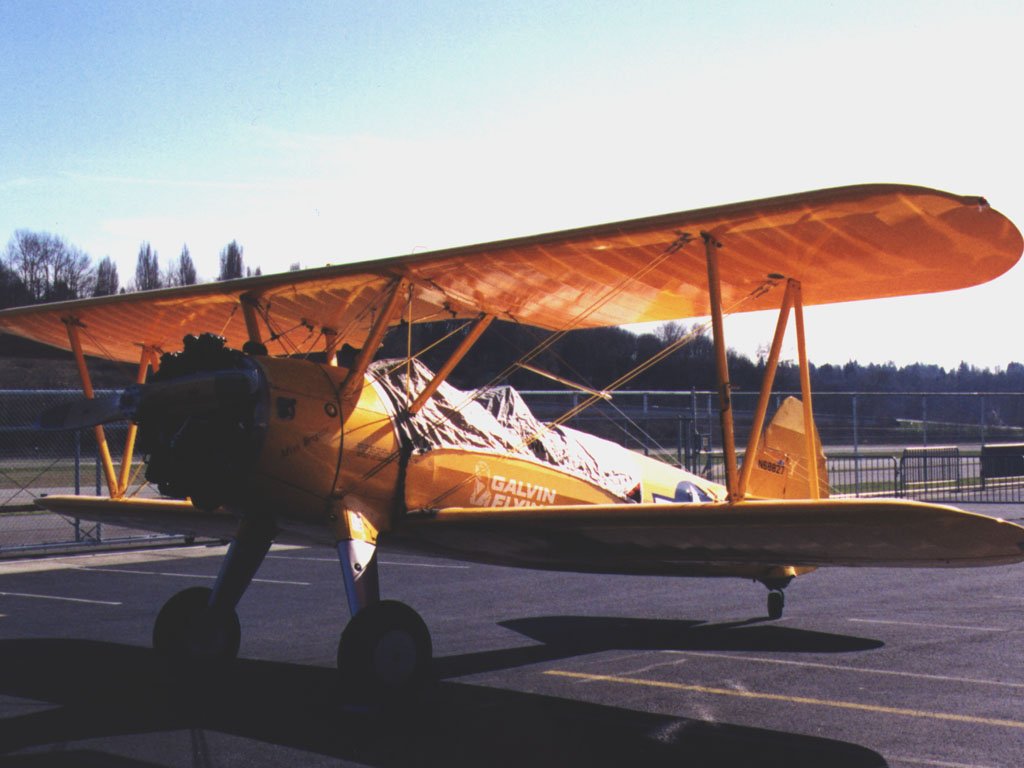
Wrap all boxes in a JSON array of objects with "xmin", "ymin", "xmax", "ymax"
[{"xmin": 0, "ymin": 335, "xmax": 135, "ymax": 389}]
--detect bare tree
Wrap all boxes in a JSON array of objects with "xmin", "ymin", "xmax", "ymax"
[
  {"xmin": 49, "ymin": 243, "xmax": 95, "ymax": 300},
  {"xmin": 3, "ymin": 230, "xmax": 50, "ymax": 301},
  {"xmin": 654, "ymin": 321, "xmax": 687, "ymax": 346},
  {"xmin": 218, "ymin": 240, "xmax": 244, "ymax": 281},
  {"xmin": 133, "ymin": 242, "xmax": 162, "ymax": 291},
  {"xmin": 3, "ymin": 230, "xmax": 94, "ymax": 302}
]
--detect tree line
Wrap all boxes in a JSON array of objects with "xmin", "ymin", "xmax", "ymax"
[
  {"xmin": 380, "ymin": 319, "xmax": 1024, "ymax": 396},
  {"xmin": 0, "ymin": 230, "xmax": 262, "ymax": 308},
  {"xmin": 378, "ymin": 319, "xmax": 1024, "ymax": 430}
]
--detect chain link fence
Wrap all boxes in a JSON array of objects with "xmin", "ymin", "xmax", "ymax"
[
  {"xmin": 4, "ymin": 388, "xmax": 1024, "ymax": 554},
  {"xmin": 0, "ymin": 390, "xmax": 182, "ymax": 555},
  {"xmin": 519, "ymin": 389, "xmax": 1024, "ymax": 503}
]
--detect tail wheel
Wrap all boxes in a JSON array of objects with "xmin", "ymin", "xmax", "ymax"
[
  {"xmin": 337, "ymin": 600, "xmax": 432, "ymax": 699},
  {"xmin": 153, "ymin": 586, "xmax": 241, "ymax": 662},
  {"xmin": 767, "ymin": 590, "xmax": 785, "ymax": 620}
]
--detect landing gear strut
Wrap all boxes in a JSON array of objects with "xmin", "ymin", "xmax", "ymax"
[
  {"xmin": 335, "ymin": 537, "xmax": 433, "ymax": 702},
  {"xmin": 152, "ymin": 516, "xmax": 274, "ymax": 664},
  {"xmin": 759, "ymin": 576, "xmax": 792, "ymax": 620}
]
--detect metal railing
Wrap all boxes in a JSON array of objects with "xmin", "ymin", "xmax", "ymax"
[
  {"xmin": 0, "ymin": 389, "xmax": 180, "ymax": 555},
  {"xmin": 520, "ymin": 390, "xmax": 1024, "ymax": 503}
]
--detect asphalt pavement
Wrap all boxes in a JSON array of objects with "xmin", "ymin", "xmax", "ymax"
[{"xmin": 1, "ymin": 504, "xmax": 1022, "ymax": 767}]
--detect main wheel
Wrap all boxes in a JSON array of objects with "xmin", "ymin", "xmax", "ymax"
[
  {"xmin": 337, "ymin": 600, "xmax": 432, "ymax": 700},
  {"xmin": 153, "ymin": 586, "xmax": 241, "ymax": 662}
]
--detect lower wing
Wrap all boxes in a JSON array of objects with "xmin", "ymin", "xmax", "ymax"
[
  {"xmin": 35, "ymin": 495, "xmax": 1024, "ymax": 569},
  {"xmin": 405, "ymin": 498, "xmax": 1024, "ymax": 569},
  {"xmin": 33, "ymin": 496, "xmax": 239, "ymax": 540}
]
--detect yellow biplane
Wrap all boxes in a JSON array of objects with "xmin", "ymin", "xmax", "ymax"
[{"xmin": 2, "ymin": 183, "xmax": 1023, "ymax": 699}]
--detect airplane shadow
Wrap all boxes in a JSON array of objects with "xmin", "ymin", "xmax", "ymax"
[
  {"xmin": 0, "ymin": 633, "xmax": 888, "ymax": 767},
  {"xmin": 435, "ymin": 614, "xmax": 884, "ymax": 679}
]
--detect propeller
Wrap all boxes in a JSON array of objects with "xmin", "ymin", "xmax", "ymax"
[{"xmin": 38, "ymin": 369, "xmax": 262, "ymax": 431}]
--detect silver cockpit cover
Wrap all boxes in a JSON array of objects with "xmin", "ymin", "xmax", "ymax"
[{"xmin": 368, "ymin": 359, "xmax": 637, "ymax": 499}]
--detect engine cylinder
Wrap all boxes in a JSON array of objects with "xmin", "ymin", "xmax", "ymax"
[{"xmin": 140, "ymin": 334, "xmax": 269, "ymax": 510}]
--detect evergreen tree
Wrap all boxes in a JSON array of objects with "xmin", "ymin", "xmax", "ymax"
[
  {"xmin": 93, "ymin": 256, "xmax": 119, "ymax": 296},
  {"xmin": 133, "ymin": 242, "xmax": 162, "ymax": 291},
  {"xmin": 218, "ymin": 240, "xmax": 244, "ymax": 281},
  {"xmin": 0, "ymin": 260, "xmax": 31, "ymax": 308},
  {"xmin": 165, "ymin": 244, "xmax": 198, "ymax": 287}
]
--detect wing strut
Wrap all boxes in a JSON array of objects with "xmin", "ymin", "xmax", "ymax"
[
  {"xmin": 408, "ymin": 313, "xmax": 494, "ymax": 415},
  {"xmin": 792, "ymin": 280, "xmax": 820, "ymax": 499},
  {"xmin": 733, "ymin": 278, "xmax": 820, "ymax": 499},
  {"xmin": 116, "ymin": 346, "xmax": 159, "ymax": 496},
  {"xmin": 63, "ymin": 317, "xmax": 119, "ymax": 497},
  {"xmin": 739, "ymin": 280, "xmax": 794, "ymax": 497},
  {"xmin": 323, "ymin": 328, "xmax": 340, "ymax": 367},
  {"xmin": 341, "ymin": 278, "xmax": 408, "ymax": 400},
  {"xmin": 703, "ymin": 233, "xmax": 740, "ymax": 502},
  {"xmin": 240, "ymin": 294, "xmax": 264, "ymax": 346}
]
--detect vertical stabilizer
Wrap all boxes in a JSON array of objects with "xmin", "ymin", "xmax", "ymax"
[{"xmin": 744, "ymin": 396, "xmax": 829, "ymax": 499}]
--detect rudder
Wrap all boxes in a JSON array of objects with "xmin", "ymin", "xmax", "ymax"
[{"xmin": 744, "ymin": 396, "xmax": 829, "ymax": 499}]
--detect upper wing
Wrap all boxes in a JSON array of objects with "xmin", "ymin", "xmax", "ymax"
[{"xmin": 1, "ymin": 184, "xmax": 1020, "ymax": 362}]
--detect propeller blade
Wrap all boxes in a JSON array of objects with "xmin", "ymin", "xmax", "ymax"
[
  {"xmin": 37, "ymin": 369, "xmax": 262, "ymax": 432},
  {"xmin": 38, "ymin": 394, "xmax": 127, "ymax": 431}
]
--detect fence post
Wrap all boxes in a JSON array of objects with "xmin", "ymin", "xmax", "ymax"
[
  {"xmin": 643, "ymin": 393, "xmax": 649, "ymax": 456},
  {"xmin": 74, "ymin": 430, "xmax": 81, "ymax": 495},
  {"xmin": 852, "ymin": 394, "xmax": 860, "ymax": 496},
  {"xmin": 677, "ymin": 414, "xmax": 683, "ymax": 468},
  {"xmin": 94, "ymin": 452, "xmax": 103, "ymax": 542},
  {"xmin": 690, "ymin": 389, "xmax": 698, "ymax": 472},
  {"xmin": 980, "ymin": 394, "xmax": 986, "ymax": 445},
  {"xmin": 706, "ymin": 393, "xmax": 714, "ymax": 453},
  {"xmin": 922, "ymin": 395, "xmax": 928, "ymax": 448}
]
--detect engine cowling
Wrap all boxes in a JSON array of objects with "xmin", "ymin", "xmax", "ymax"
[
  {"xmin": 139, "ymin": 334, "xmax": 268, "ymax": 510},
  {"xmin": 138, "ymin": 334, "xmax": 354, "ymax": 520}
]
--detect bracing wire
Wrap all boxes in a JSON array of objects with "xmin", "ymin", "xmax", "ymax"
[{"xmin": 420, "ymin": 278, "xmax": 780, "ymax": 509}]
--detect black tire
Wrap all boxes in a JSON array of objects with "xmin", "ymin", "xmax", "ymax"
[
  {"xmin": 767, "ymin": 590, "xmax": 785, "ymax": 620},
  {"xmin": 337, "ymin": 600, "xmax": 432, "ymax": 699},
  {"xmin": 153, "ymin": 586, "xmax": 241, "ymax": 662}
]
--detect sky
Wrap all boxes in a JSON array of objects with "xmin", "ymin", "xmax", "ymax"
[{"xmin": 1, "ymin": 1, "xmax": 1022, "ymax": 370}]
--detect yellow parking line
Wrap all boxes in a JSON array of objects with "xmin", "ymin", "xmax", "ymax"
[{"xmin": 544, "ymin": 670, "xmax": 1024, "ymax": 730}]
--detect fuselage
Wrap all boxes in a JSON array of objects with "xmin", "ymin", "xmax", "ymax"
[{"xmin": 138, "ymin": 343, "xmax": 755, "ymax": 577}]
